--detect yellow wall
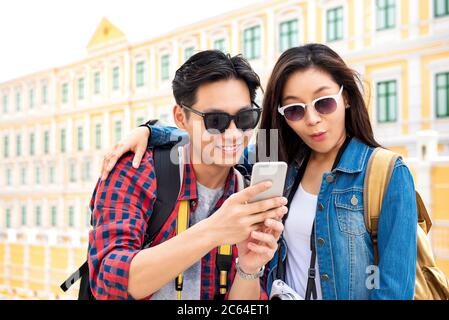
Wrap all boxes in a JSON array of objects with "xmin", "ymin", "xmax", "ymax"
[{"xmin": 432, "ymin": 166, "xmax": 449, "ymax": 221}]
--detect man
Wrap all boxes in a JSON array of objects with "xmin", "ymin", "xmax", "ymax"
[{"xmin": 89, "ymin": 50, "xmax": 287, "ymax": 300}]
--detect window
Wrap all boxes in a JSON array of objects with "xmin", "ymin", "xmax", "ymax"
[
  {"xmin": 327, "ymin": 6, "xmax": 344, "ymax": 42},
  {"xmin": 377, "ymin": 80, "xmax": 398, "ymax": 123},
  {"xmin": 35, "ymin": 206, "xmax": 42, "ymax": 227},
  {"xmin": 16, "ymin": 134, "xmax": 21, "ymax": 156},
  {"xmin": 2, "ymin": 95, "xmax": 8, "ymax": 113},
  {"xmin": 436, "ymin": 72, "xmax": 449, "ymax": 118},
  {"xmin": 29, "ymin": 133, "xmax": 35, "ymax": 156},
  {"xmin": 21, "ymin": 206, "xmax": 27, "ymax": 226},
  {"xmin": 82, "ymin": 161, "xmax": 91, "ymax": 182},
  {"xmin": 62, "ymin": 83, "xmax": 68, "ymax": 103},
  {"xmin": 213, "ymin": 38, "xmax": 226, "ymax": 52},
  {"xmin": 6, "ymin": 209, "xmax": 11, "ymax": 229},
  {"xmin": 77, "ymin": 126, "xmax": 83, "ymax": 151},
  {"xmin": 3, "ymin": 135, "xmax": 9, "ymax": 158},
  {"xmin": 42, "ymin": 84, "xmax": 48, "ymax": 104},
  {"xmin": 161, "ymin": 55, "xmax": 170, "ymax": 81},
  {"xmin": 113, "ymin": 66, "xmax": 120, "ymax": 91},
  {"xmin": 243, "ymin": 25, "xmax": 261, "ymax": 60},
  {"xmin": 5, "ymin": 168, "xmax": 12, "ymax": 186},
  {"xmin": 435, "ymin": 0, "xmax": 449, "ymax": 17},
  {"xmin": 35, "ymin": 166, "xmax": 41, "ymax": 185},
  {"xmin": 60, "ymin": 128, "xmax": 66, "ymax": 153},
  {"xmin": 51, "ymin": 206, "xmax": 57, "ymax": 227},
  {"xmin": 184, "ymin": 47, "xmax": 194, "ymax": 61},
  {"xmin": 114, "ymin": 120, "xmax": 122, "ymax": 143},
  {"xmin": 16, "ymin": 92, "xmax": 21, "ymax": 111},
  {"xmin": 377, "ymin": 0, "xmax": 396, "ymax": 30},
  {"xmin": 44, "ymin": 130, "xmax": 49, "ymax": 154},
  {"xmin": 68, "ymin": 206, "xmax": 75, "ymax": 227},
  {"xmin": 95, "ymin": 124, "xmax": 102, "ymax": 150},
  {"xmin": 21, "ymin": 167, "xmax": 27, "ymax": 185},
  {"xmin": 78, "ymin": 78, "xmax": 85, "ymax": 100},
  {"xmin": 69, "ymin": 163, "xmax": 76, "ymax": 183},
  {"xmin": 135, "ymin": 116, "xmax": 145, "ymax": 127},
  {"xmin": 136, "ymin": 61, "xmax": 145, "ymax": 87},
  {"xmin": 29, "ymin": 89, "xmax": 35, "ymax": 109},
  {"xmin": 49, "ymin": 166, "xmax": 55, "ymax": 184},
  {"xmin": 279, "ymin": 19, "xmax": 299, "ymax": 52},
  {"xmin": 94, "ymin": 72, "xmax": 101, "ymax": 94}
]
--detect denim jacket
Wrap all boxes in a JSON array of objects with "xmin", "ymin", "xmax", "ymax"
[{"xmin": 149, "ymin": 126, "xmax": 418, "ymax": 300}]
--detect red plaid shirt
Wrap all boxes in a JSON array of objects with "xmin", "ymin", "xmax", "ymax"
[{"xmin": 88, "ymin": 147, "xmax": 268, "ymax": 300}]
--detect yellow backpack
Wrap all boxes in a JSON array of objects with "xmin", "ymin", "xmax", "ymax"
[{"xmin": 364, "ymin": 147, "xmax": 449, "ymax": 300}]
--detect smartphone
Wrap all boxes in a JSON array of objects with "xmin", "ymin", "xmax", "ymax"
[{"xmin": 249, "ymin": 162, "xmax": 288, "ymax": 203}]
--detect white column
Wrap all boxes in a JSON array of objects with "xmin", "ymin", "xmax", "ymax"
[
  {"xmin": 307, "ymin": 0, "xmax": 317, "ymax": 43},
  {"xmin": 200, "ymin": 30, "xmax": 207, "ymax": 50},
  {"xmin": 58, "ymin": 197, "xmax": 65, "ymax": 229},
  {"xmin": 231, "ymin": 20, "xmax": 239, "ymax": 55},
  {"xmin": 409, "ymin": 0, "xmax": 420, "ymax": 39},
  {"xmin": 85, "ymin": 65, "xmax": 91, "ymax": 105},
  {"xmin": 415, "ymin": 130, "xmax": 439, "ymax": 213},
  {"xmin": 147, "ymin": 102, "xmax": 156, "ymax": 120},
  {"xmin": 172, "ymin": 39, "xmax": 179, "ymax": 77},
  {"xmin": 66, "ymin": 118, "xmax": 73, "ymax": 154},
  {"xmin": 50, "ymin": 119, "xmax": 57, "ymax": 154},
  {"xmin": 41, "ymin": 198, "xmax": 48, "ymax": 229},
  {"xmin": 149, "ymin": 48, "xmax": 156, "ymax": 93},
  {"xmin": 408, "ymin": 55, "xmax": 422, "ymax": 136},
  {"xmin": 124, "ymin": 50, "xmax": 131, "ymax": 99},
  {"xmin": 102, "ymin": 111, "xmax": 110, "ymax": 148},
  {"xmin": 266, "ymin": 9, "xmax": 275, "ymax": 65},
  {"xmin": 354, "ymin": 0, "xmax": 364, "ymax": 50},
  {"xmin": 124, "ymin": 105, "xmax": 131, "ymax": 135},
  {"xmin": 84, "ymin": 113, "xmax": 91, "ymax": 151}
]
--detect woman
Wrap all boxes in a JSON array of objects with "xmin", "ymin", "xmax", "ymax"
[{"xmin": 100, "ymin": 44, "xmax": 417, "ymax": 300}]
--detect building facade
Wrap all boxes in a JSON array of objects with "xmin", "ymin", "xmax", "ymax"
[{"xmin": 1, "ymin": 0, "xmax": 449, "ymax": 299}]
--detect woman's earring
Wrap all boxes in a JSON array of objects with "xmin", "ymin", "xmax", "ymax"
[{"xmin": 345, "ymin": 104, "xmax": 351, "ymax": 109}]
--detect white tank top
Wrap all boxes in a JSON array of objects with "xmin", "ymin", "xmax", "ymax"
[{"xmin": 283, "ymin": 183, "xmax": 323, "ymax": 300}]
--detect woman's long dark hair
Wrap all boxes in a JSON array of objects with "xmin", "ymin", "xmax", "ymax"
[{"xmin": 258, "ymin": 43, "xmax": 381, "ymax": 164}]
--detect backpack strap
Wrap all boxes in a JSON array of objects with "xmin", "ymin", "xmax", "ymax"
[
  {"xmin": 364, "ymin": 147, "xmax": 400, "ymax": 265},
  {"xmin": 215, "ymin": 168, "xmax": 248, "ymax": 299},
  {"xmin": 175, "ymin": 199, "xmax": 190, "ymax": 300},
  {"xmin": 143, "ymin": 146, "xmax": 183, "ymax": 247}
]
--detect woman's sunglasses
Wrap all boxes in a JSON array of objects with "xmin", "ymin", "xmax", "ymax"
[
  {"xmin": 181, "ymin": 102, "xmax": 262, "ymax": 134},
  {"xmin": 277, "ymin": 86, "xmax": 344, "ymax": 121}
]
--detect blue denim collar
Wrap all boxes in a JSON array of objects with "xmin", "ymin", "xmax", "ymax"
[{"xmin": 332, "ymin": 138, "xmax": 369, "ymax": 174}]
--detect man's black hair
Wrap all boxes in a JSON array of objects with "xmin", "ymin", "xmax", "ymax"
[{"xmin": 172, "ymin": 50, "xmax": 261, "ymax": 116}]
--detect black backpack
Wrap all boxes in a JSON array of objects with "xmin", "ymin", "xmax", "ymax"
[{"xmin": 60, "ymin": 147, "xmax": 186, "ymax": 299}]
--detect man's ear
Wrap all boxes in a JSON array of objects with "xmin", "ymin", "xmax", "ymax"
[{"xmin": 173, "ymin": 105, "xmax": 187, "ymax": 129}]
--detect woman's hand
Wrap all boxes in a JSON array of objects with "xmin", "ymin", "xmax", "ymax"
[{"xmin": 100, "ymin": 126, "xmax": 150, "ymax": 180}]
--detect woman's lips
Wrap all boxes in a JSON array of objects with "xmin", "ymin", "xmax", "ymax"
[{"xmin": 310, "ymin": 132, "xmax": 326, "ymax": 142}]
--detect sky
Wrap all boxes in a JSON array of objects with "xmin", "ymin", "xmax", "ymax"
[{"xmin": 0, "ymin": 0, "xmax": 261, "ymax": 83}]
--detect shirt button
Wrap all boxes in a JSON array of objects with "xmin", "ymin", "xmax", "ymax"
[
  {"xmin": 317, "ymin": 203, "xmax": 324, "ymax": 211},
  {"xmin": 326, "ymin": 175, "xmax": 334, "ymax": 183},
  {"xmin": 318, "ymin": 238, "xmax": 325, "ymax": 246},
  {"xmin": 321, "ymin": 274, "xmax": 330, "ymax": 281}
]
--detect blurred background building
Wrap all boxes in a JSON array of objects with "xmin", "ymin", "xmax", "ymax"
[{"xmin": 0, "ymin": 0, "xmax": 449, "ymax": 299}]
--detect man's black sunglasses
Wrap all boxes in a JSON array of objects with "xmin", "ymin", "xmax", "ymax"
[{"xmin": 181, "ymin": 102, "xmax": 262, "ymax": 134}]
